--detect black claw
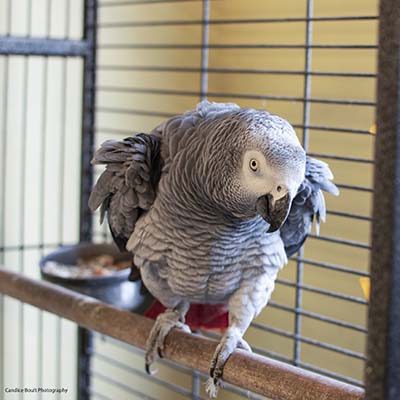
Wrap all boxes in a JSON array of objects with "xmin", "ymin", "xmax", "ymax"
[
  {"xmin": 213, "ymin": 367, "xmax": 223, "ymax": 382},
  {"xmin": 210, "ymin": 366, "xmax": 215, "ymax": 377},
  {"xmin": 145, "ymin": 363, "xmax": 151, "ymax": 375},
  {"xmin": 157, "ymin": 347, "xmax": 164, "ymax": 359},
  {"xmin": 145, "ymin": 363, "xmax": 158, "ymax": 376}
]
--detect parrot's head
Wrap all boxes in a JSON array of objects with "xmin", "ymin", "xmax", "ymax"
[{"xmin": 201, "ymin": 107, "xmax": 306, "ymax": 231}]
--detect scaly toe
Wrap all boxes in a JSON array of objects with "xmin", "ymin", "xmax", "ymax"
[
  {"xmin": 207, "ymin": 329, "xmax": 244, "ymax": 397},
  {"xmin": 205, "ymin": 377, "xmax": 222, "ymax": 398},
  {"xmin": 156, "ymin": 319, "xmax": 190, "ymax": 358},
  {"xmin": 237, "ymin": 337, "xmax": 252, "ymax": 352},
  {"xmin": 144, "ymin": 309, "xmax": 191, "ymax": 374}
]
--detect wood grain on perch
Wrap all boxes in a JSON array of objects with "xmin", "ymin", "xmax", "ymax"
[{"xmin": 0, "ymin": 267, "xmax": 364, "ymax": 400}]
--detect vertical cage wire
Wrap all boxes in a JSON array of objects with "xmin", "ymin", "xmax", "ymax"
[
  {"xmin": 0, "ymin": 3, "xmax": 11, "ymax": 393},
  {"xmin": 79, "ymin": 0, "xmax": 97, "ymax": 244},
  {"xmin": 293, "ymin": 0, "xmax": 314, "ymax": 367},
  {"xmin": 192, "ymin": 1, "xmax": 210, "ymax": 397},
  {"xmin": 37, "ymin": 56, "xmax": 48, "ymax": 400},
  {"xmin": 0, "ymin": 54, "xmax": 9, "ymax": 400},
  {"xmin": 38, "ymin": 0, "xmax": 53, "ymax": 396},
  {"xmin": 19, "ymin": 0, "xmax": 31, "ymax": 395},
  {"xmin": 199, "ymin": 0, "xmax": 209, "ymax": 101},
  {"xmin": 78, "ymin": 1, "xmax": 98, "ymax": 399}
]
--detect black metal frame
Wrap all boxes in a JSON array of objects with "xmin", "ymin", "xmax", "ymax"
[
  {"xmin": 0, "ymin": 37, "xmax": 89, "ymax": 57},
  {"xmin": 80, "ymin": 0, "xmax": 97, "ymax": 244},
  {"xmin": 78, "ymin": 1, "xmax": 97, "ymax": 400},
  {"xmin": 365, "ymin": 0, "xmax": 400, "ymax": 399}
]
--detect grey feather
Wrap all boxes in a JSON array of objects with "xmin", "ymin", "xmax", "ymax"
[
  {"xmin": 89, "ymin": 133, "xmax": 161, "ymax": 251},
  {"xmin": 280, "ymin": 156, "xmax": 339, "ymax": 257}
]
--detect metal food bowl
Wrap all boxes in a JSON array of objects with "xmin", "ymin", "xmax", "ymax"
[{"xmin": 39, "ymin": 242, "xmax": 153, "ymax": 312}]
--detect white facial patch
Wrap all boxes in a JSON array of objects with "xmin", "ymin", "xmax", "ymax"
[{"xmin": 240, "ymin": 150, "xmax": 288, "ymax": 200}]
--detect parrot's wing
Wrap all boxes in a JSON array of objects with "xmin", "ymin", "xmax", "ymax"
[
  {"xmin": 280, "ymin": 156, "xmax": 339, "ymax": 258},
  {"xmin": 89, "ymin": 133, "xmax": 161, "ymax": 251}
]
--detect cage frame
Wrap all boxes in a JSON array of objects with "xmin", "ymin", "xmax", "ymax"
[
  {"xmin": 0, "ymin": 0, "xmax": 399, "ymax": 398},
  {"xmin": 365, "ymin": 0, "xmax": 400, "ymax": 399}
]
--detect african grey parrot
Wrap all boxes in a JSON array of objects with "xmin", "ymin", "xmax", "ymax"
[{"xmin": 89, "ymin": 101, "xmax": 338, "ymax": 397}]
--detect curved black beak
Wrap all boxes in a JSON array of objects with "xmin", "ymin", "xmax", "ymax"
[{"xmin": 256, "ymin": 193, "xmax": 291, "ymax": 233}]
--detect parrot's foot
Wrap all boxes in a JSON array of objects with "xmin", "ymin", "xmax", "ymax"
[
  {"xmin": 145, "ymin": 308, "xmax": 190, "ymax": 374},
  {"xmin": 205, "ymin": 377, "xmax": 223, "ymax": 399},
  {"xmin": 205, "ymin": 330, "xmax": 252, "ymax": 398}
]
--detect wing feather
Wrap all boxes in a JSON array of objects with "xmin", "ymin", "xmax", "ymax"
[
  {"xmin": 280, "ymin": 156, "xmax": 339, "ymax": 257},
  {"xmin": 89, "ymin": 133, "xmax": 161, "ymax": 251}
]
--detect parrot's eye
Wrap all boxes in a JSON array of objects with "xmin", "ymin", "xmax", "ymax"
[
  {"xmin": 277, "ymin": 185, "xmax": 282, "ymax": 192},
  {"xmin": 249, "ymin": 159, "xmax": 259, "ymax": 171}
]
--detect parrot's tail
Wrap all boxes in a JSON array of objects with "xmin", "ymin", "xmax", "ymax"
[{"xmin": 145, "ymin": 300, "xmax": 229, "ymax": 332}]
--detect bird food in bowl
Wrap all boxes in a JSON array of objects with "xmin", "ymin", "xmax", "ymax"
[
  {"xmin": 42, "ymin": 254, "xmax": 131, "ymax": 279},
  {"xmin": 40, "ymin": 243, "xmax": 153, "ymax": 312}
]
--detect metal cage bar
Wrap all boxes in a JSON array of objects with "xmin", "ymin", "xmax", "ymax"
[
  {"xmin": 293, "ymin": 0, "xmax": 314, "ymax": 367},
  {"xmin": 0, "ymin": 37, "xmax": 89, "ymax": 57},
  {"xmin": 78, "ymin": 1, "xmax": 98, "ymax": 400},
  {"xmin": 79, "ymin": 0, "xmax": 97, "ymax": 244},
  {"xmin": 97, "ymin": 15, "xmax": 378, "ymax": 28}
]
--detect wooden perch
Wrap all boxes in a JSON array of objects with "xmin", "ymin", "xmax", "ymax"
[{"xmin": 0, "ymin": 267, "xmax": 364, "ymax": 400}]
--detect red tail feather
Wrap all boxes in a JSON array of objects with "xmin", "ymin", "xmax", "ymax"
[{"xmin": 145, "ymin": 300, "xmax": 229, "ymax": 331}]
